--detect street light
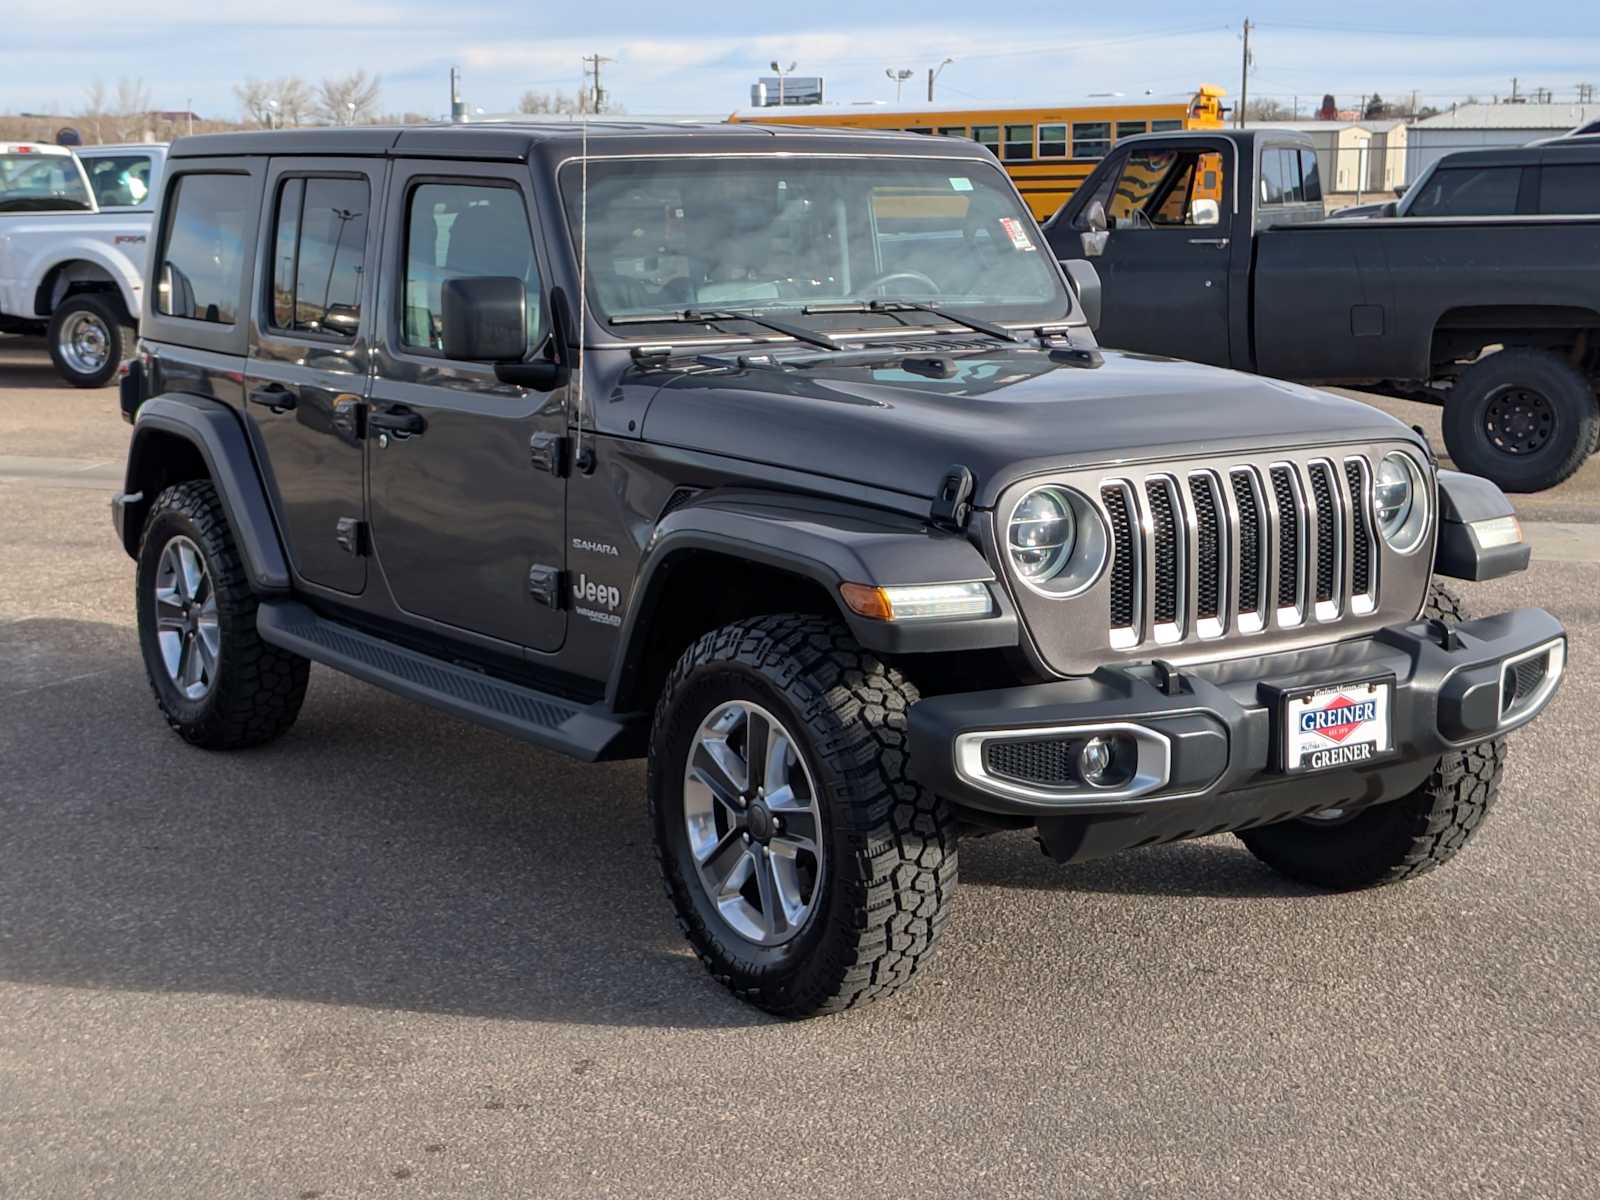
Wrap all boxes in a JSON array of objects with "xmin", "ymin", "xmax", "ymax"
[
  {"xmin": 928, "ymin": 57, "xmax": 954, "ymax": 103},
  {"xmin": 885, "ymin": 67, "xmax": 914, "ymax": 103},
  {"xmin": 770, "ymin": 60, "xmax": 797, "ymax": 107},
  {"xmin": 266, "ymin": 98, "xmax": 279, "ymax": 130},
  {"xmin": 345, "ymin": 100, "xmax": 356, "ymax": 126}
]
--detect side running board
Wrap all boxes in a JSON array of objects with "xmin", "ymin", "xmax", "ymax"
[{"xmin": 256, "ymin": 600, "xmax": 642, "ymax": 762}]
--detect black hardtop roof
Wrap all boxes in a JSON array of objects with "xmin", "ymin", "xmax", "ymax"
[
  {"xmin": 167, "ymin": 120, "xmax": 986, "ymax": 162},
  {"xmin": 1435, "ymin": 140, "xmax": 1600, "ymax": 168}
]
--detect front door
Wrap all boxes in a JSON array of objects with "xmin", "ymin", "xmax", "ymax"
[
  {"xmin": 1056, "ymin": 140, "xmax": 1234, "ymax": 367},
  {"xmin": 366, "ymin": 161, "xmax": 567, "ymax": 653},
  {"xmin": 243, "ymin": 159, "xmax": 384, "ymax": 595}
]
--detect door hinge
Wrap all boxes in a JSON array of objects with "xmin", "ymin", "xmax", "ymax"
[
  {"xmin": 528, "ymin": 564, "xmax": 564, "ymax": 609},
  {"xmin": 529, "ymin": 431, "xmax": 569, "ymax": 476},
  {"xmin": 930, "ymin": 464, "xmax": 975, "ymax": 532},
  {"xmin": 335, "ymin": 517, "xmax": 370, "ymax": 557}
]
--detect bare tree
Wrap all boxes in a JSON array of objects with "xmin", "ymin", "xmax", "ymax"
[
  {"xmin": 517, "ymin": 88, "xmax": 622, "ymax": 116},
  {"xmin": 1244, "ymin": 98, "xmax": 1293, "ymax": 122},
  {"xmin": 236, "ymin": 76, "xmax": 313, "ymax": 127},
  {"xmin": 316, "ymin": 71, "xmax": 382, "ymax": 125},
  {"xmin": 78, "ymin": 77, "xmax": 153, "ymax": 141}
]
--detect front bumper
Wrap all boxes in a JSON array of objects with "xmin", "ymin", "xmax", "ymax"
[{"xmin": 908, "ymin": 608, "xmax": 1565, "ymax": 854}]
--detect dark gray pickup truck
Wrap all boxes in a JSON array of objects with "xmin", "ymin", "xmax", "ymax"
[{"xmin": 1043, "ymin": 129, "xmax": 1600, "ymax": 492}]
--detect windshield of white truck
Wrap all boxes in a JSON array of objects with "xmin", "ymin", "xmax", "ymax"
[
  {"xmin": 558, "ymin": 155, "xmax": 1069, "ymax": 333},
  {"xmin": 0, "ymin": 153, "xmax": 93, "ymax": 213}
]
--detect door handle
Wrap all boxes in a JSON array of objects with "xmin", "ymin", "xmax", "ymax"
[
  {"xmin": 368, "ymin": 406, "xmax": 426, "ymax": 437},
  {"xmin": 1188, "ymin": 237, "xmax": 1231, "ymax": 248},
  {"xmin": 247, "ymin": 386, "xmax": 296, "ymax": 414}
]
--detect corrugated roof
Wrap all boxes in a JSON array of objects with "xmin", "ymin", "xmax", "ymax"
[
  {"xmin": 1413, "ymin": 103, "xmax": 1600, "ymax": 130},
  {"xmin": 1245, "ymin": 119, "xmax": 1404, "ymax": 132}
]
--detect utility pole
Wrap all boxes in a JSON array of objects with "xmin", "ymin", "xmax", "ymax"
[
  {"xmin": 449, "ymin": 66, "xmax": 465, "ymax": 122},
  {"xmin": 1237, "ymin": 18, "xmax": 1251, "ymax": 127},
  {"xmin": 582, "ymin": 54, "xmax": 613, "ymax": 114},
  {"xmin": 1510, "ymin": 76, "xmax": 1519, "ymax": 103},
  {"xmin": 928, "ymin": 57, "xmax": 953, "ymax": 103}
]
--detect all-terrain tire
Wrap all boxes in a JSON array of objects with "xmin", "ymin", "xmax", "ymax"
[
  {"xmin": 47, "ymin": 292, "xmax": 135, "ymax": 389},
  {"xmin": 1442, "ymin": 348, "xmax": 1597, "ymax": 492},
  {"xmin": 1236, "ymin": 582, "xmax": 1506, "ymax": 890},
  {"xmin": 648, "ymin": 614, "xmax": 958, "ymax": 1017},
  {"xmin": 136, "ymin": 480, "xmax": 309, "ymax": 748}
]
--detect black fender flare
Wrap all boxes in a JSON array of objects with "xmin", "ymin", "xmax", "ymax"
[
  {"xmin": 605, "ymin": 490, "xmax": 1019, "ymax": 709},
  {"xmin": 1433, "ymin": 469, "xmax": 1531, "ymax": 581},
  {"xmin": 113, "ymin": 393, "xmax": 291, "ymax": 592}
]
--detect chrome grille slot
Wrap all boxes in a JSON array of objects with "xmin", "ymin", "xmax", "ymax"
[{"xmin": 1093, "ymin": 453, "xmax": 1387, "ymax": 655}]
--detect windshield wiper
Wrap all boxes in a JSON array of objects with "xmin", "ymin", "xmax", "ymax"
[
  {"xmin": 803, "ymin": 300, "xmax": 1024, "ymax": 344},
  {"xmin": 609, "ymin": 307, "xmax": 840, "ymax": 351}
]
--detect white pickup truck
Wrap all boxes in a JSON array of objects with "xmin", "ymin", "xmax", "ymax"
[{"xmin": 0, "ymin": 141, "xmax": 167, "ymax": 386}]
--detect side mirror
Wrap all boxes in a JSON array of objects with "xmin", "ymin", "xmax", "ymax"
[
  {"xmin": 1393, "ymin": 185, "xmax": 1406, "ymax": 198},
  {"xmin": 440, "ymin": 276, "xmax": 528, "ymax": 363},
  {"xmin": 1378, "ymin": 200, "xmax": 1399, "ymax": 218},
  {"xmin": 1060, "ymin": 259, "xmax": 1102, "ymax": 332},
  {"xmin": 1191, "ymin": 198, "xmax": 1220, "ymax": 227},
  {"xmin": 1084, "ymin": 200, "xmax": 1108, "ymax": 233}
]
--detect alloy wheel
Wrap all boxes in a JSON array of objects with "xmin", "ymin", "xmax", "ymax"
[
  {"xmin": 682, "ymin": 699, "xmax": 825, "ymax": 946},
  {"xmin": 154, "ymin": 535, "xmax": 220, "ymax": 700}
]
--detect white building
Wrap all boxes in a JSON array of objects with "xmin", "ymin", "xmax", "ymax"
[
  {"xmin": 1246, "ymin": 120, "xmax": 1409, "ymax": 198},
  {"xmin": 1407, "ymin": 102, "xmax": 1600, "ymax": 177}
]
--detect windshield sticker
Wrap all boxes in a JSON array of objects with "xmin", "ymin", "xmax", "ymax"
[
  {"xmin": 999, "ymin": 217, "xmax": 1037, "ymax": 251},
  {"xmin": 949, "ymin": 177, "xmax": 974, "ymax": 192}
]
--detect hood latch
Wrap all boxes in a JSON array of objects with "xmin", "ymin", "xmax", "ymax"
[{"xmin": 930, "ymin": 464, "xmax": 975, "ymax": 531}]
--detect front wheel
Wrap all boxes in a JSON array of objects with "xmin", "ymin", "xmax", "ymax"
[
  {"xmin": 648, "ymin": 615, "xmax": 958, "ymax": 1017},
  {"xmin": 1238, "ymin": 582, "xmax": 1505, "ymax": 889},
  {"xmin": 47, "ymin": 293, "xmax": 134, "ymax": 388}
]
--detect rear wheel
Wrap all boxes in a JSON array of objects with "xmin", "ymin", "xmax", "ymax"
[
  {"xmin": 136, "ymin": 480, "xmax": 309, "ymax": 748},
  {"xmin": 47, "ymin": 292, "xmax": 134, "ymax": 388},
  {"xmin": 648, "ymin": 615, "xmax": 958, "ymax": 1017},
  {"xmin": 1237, "ymin": 583, "xmax": 1506, "ymax": 889},
  {"xmin": 1442, "ymin": 348, "xmax": 1597, "ymax": 492}
]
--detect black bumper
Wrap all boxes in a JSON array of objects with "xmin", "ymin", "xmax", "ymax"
[{"xmin": 908, "ymin": 608, "xmax": 1565, "ymax": 856}]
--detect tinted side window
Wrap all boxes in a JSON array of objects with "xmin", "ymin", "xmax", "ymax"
[
  {"xmin": 403, "ymin": 182, "xmax": 541, "ymax": 352},
  {"xmin": 1538, "ymin": 164, "xmax": 1600, "ymax": 215},
  {"xmin": 84, "ymin": 155, "xmax": 154, "ymax": 207},
  {"xmin": 1003, "ymin": 124, "xmax": 1034, "ymax": 162},
  {"xmin": 1300, "ymin": 149, "xmax": 1323, "ymax": 202},
  {"xmin": 269, "ymin": 176, "xmax": 369, "ymax": 339},
  {"xmin": 1073, "ymin": 122, "xmax": 1111, "ymax": 160},
  {"xmin": 1407, "ymin": 166, "xmax": 1521, "ymax": 217},
  {"xmin": 157, "ymin": 173, "xmax": 252, "ymax": 324}
]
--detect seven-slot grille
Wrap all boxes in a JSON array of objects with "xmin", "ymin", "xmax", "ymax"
[{"xmin": 1099, "ymin": 456, "xmax": 1380, "ymax": 650}]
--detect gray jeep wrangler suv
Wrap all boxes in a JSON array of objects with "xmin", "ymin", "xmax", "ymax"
[{"xmin": 114, "ymin": 122, "xmax": 1566, "ymax": 1017}]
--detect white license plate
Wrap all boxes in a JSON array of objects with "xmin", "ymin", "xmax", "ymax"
[{"xmin": 1283, "ymin": 679, "xmax": 1393, "ymax": 773}]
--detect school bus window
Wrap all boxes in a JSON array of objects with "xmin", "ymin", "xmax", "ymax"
[
  {"xmin": 1151, "ymin": 119, "xmax": 1184, "ymax": 133},
  {"xmin": 971, "ymin": 126, "xmax": 999, "ymax": 157},
  {"xmin": 1003, "ymin": 125, "xmax": 1034, "ymax": 161},
  {"xmin": 906, "ymin": 127, "xmax": 932, "ymax": 136},
  {"xmin": 1115, "ymin": 121, "xmax": 1147, "ymax": 140},
  {"xmin": 1073, "ymin": 122, "xmax": 1111, "ymax": 160},
  {"xmin": 937, "ymin": 126, "xmax": 966, "ymax": 138},
  {"xmin": 1038, "ymin": 124, "xmax": 1067, "ymax": 157}
]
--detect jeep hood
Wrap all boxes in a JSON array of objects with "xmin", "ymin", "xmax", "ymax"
[{"xmin": 640, "ymin": 348, "xmax": 1420, "ymax": 508}]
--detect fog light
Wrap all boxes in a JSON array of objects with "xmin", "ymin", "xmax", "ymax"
[{"xmin": 1078, "ymin": 733, "xmax": 1136, "ymax": 789}]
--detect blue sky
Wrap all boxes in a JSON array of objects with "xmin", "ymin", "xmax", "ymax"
[{"xmin": 10, "ymin": 0, "xmax": 1600, "ymax": 120}]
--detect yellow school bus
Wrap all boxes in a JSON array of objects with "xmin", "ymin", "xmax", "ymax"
[{"xmin": 730, "ymin": 86, "xmax": 1227, "ymax": 220}]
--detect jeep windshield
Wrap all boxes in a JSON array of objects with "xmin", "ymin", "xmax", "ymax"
[
  {"xmin": 559, "ymin": 155, "xmax": 1070, "ymax": 338},
  {"xmin": 0, "ymin": 152, "xmax": 94, "ymax": 213}
]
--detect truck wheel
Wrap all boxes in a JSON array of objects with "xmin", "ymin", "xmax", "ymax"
[
  {"xmin": 136, "ymin": 480, "xmax": 310, "ymax": 749},
  {"xmin": 648, "ymin": 614, "xmax": 958, "ymax": 1017},
  {"xmin": 47, "ymin": 293, "xmax": 134, "ymax": 389},
  {"xmin": 1237, "ymin": 583, "xmax": 1506, "ymax": 889},
  {"xmin": 1442, "ymin": 348, "xmax": 1597, "ymax": 492}
]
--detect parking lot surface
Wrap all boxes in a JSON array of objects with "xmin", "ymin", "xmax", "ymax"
[{"xmin": 3, "ymin": 335, "xmax": 1599, "ymax": 1198}]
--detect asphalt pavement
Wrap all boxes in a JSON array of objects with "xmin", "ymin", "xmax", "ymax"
[{"xmin": 3, "ymin": 335, "xmax": 1599, "ymax": 1199}]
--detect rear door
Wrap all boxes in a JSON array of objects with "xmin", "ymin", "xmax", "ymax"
[
  {"xmin": 242, "ymin": 158, "xmax": 384, "ymax": 596},
  {"xmin": 365, "ymin": 160, "xmax": 568, "ymax": 653},
  {"xmin": 1050, "ymin": 137, "xmax": 1235, "ymax": 366}
]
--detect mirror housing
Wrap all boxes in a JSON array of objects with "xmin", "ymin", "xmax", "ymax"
[
  {"xmin": 1084, "ymin": 200, "xmax": 1108, "ymax": 233},
  {"xmin": 440, "ymin": 276, "xmax": 528, "ymax": 363},
  {"xmin": 1060, "ymin": 259, "xmax": 1102, "ymax": 331},
  {"xmin": 1190, "ymin": 198, "xmax": 1220, "ymax": 227},
  {"xmin": 1378, "ymin": 200, "xmax": 1400, "ymax": 217}
]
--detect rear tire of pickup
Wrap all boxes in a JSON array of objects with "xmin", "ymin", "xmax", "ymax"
[
  {"xmin": 1442, "ymin": 349, "xmax": 1597, "ymax": 492},
  {"xmin": 136, "ymin": 480, "xmax": 310, "ymax": 749},
  {"xmin": 47, "ymin": 292, "xmax": 134, "ymax": 389},
  {"xmin": 1237, "ymin": 583, "xmax": 1506, "ymax": 889},
  {"xmin": 648, "ymin": 615, "xmax": 958, "ymax": 1017}
]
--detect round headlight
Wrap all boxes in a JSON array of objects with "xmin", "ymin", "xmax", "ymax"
[
  {"xmin": 1008, "ymin": 487, "xmax": 1076, "ymax": 581},
  {"xmin": 1006, "ymin": 486, "xmax": 1108, "ymax": 596},
  {"xmin": 1374, "ymin": 452, "xmax": 1427, "ymax": 553}
]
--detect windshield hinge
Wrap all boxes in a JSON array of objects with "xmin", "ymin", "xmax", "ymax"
[
  {"xmin": 529, "ymin": 431, "xmax": 569, "ymax": 476},
  {"xmin": 930, "ymin": 464, "xmax": 976, "ymax": 532}
]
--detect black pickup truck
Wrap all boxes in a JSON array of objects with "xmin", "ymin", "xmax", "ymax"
[{"xmin": 1043, "ymin": 129, "xmax": 1600, "ymax": 492}]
